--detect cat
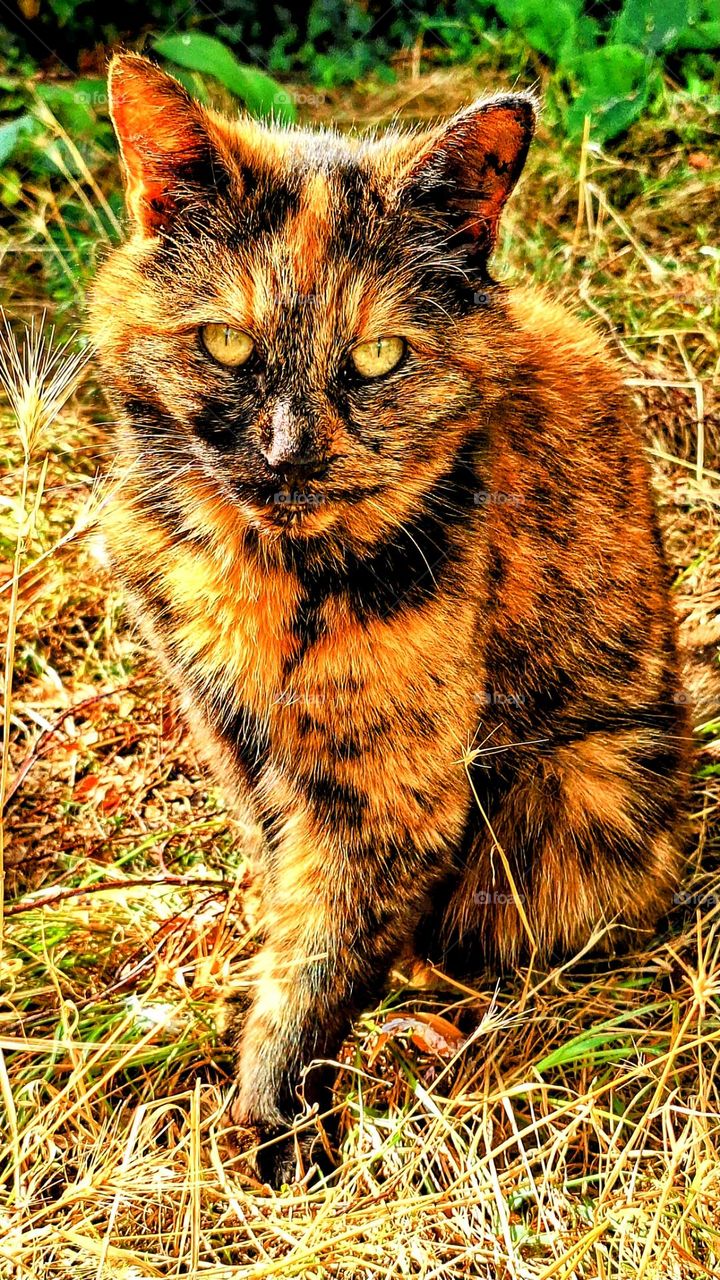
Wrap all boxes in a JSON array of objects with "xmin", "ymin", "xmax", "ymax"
[{"xmin": 90, "ymin": 53, "xmax": 691, "ymax": 1186}]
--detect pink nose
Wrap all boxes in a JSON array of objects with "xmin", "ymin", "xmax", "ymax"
[
  {"xmin": 261, "ymin": 401, "xmax": 327, "ymax": 479},
  {"xmin": 263, "ymin": 401, "xmax": 302, "ymax": 469}
]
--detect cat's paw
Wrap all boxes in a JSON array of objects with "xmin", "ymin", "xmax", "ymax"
[
  {"xmin": 229, "ymin": 1099, "xmax": 332, "ymax": 1189},
  {"xmin": 254, "ymin": 1128, "xmax": 311, "ymax": 1188}
]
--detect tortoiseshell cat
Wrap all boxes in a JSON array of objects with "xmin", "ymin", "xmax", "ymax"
[{"xmin": 90, "ymin": 54, "xmax": 690, "ymax": 1185}]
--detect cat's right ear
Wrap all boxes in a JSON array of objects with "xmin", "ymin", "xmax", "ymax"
[
  {"xmin": 108, "ymin": 53, "xmax": 220, "ymax": 235},
  {"xmin": 384, "ymin": 94, "xmax": 537, "ymax": 263}
]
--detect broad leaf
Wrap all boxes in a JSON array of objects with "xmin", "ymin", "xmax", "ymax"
[
  {"xmin": 613, "ymin": 0, "xmax": 691, "ymax": 51},
  {"xmin": 36, "ymin": 79, "xmax": 106, "ymax": 136},
  {"xmin": 497, "ymin": 0, "xmax": 579, "ymax": 60},
  {"xmin": 671, "ymin": 18, "xmax": 720, "ymax": 48},
  {"xmin": 0, "ymin": 113, "xmax": 36, "ymax": 165},
  {"xmin": 565, "ymin": 44, "xmax": 651, "ymax": 141},
  {"xmin": 152, "ymin": 33, "xmax": 296, "ymax": 123}
]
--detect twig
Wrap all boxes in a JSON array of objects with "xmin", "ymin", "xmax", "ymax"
[
  {"xmin": 4, "ymin": 874, "xmax": 243, "ymax": 917},
  {"xmin": 1, "ymin": 683, "xmax": 139, "ymax": 812},
  {"xmin": 571, "ymin": 113, "xmax": 591, "ymax": 258}
]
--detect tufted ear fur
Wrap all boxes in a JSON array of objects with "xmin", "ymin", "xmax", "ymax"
[
  {"xmin": 108, "ymin": 53, "xmax": 226, "ymax": 235},
  {"xmin": 392, "ymin": 94, "xmax": 537, "ymax": 260}
]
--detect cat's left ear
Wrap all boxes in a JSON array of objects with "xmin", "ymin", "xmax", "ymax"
[
  {"xmin": 394, "ymin": 94, "xmax": 536, "ymax": 260},
  {"xmin": 108, "ymin": 53, "xmax": 225, "ymax": 235}
]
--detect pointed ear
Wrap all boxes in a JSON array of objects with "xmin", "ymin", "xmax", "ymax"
[
  {"xmin": 395, "ymin": 94, "xmax": 536, "ymax": 260},
  {"xmin": 108, "ymin": 53, "xmax": 222, "ymax": 235}
]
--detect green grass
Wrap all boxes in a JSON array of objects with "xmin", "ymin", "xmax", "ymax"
[{"xmin": 1, "ymin": 59, "xmax": 719, "ymax": 1279}]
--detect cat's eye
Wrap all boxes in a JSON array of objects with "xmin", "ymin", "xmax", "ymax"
[
  {"xmin": 201, "ymin": 324, "xmax": 255, "ymax": 367},
  {"xmin": 350, "ymin": 336, "xmax": 406, "ymax": 379}
]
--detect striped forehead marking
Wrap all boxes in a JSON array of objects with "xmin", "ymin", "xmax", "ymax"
[{"xmin": 283, "ymin": 170, "xmax": 333, "ymax": 294}]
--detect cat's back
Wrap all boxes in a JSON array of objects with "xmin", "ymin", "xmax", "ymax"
[{"xmin": 477, "ymin": 285, "xmax": 683, "ymax": 742}]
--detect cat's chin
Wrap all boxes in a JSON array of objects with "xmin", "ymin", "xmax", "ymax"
[{"xmin": 249, "ymin": 496, "xmax": 341, "ymax": 540}]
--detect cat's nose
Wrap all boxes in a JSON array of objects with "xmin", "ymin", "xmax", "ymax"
[{"xmin": 261, "ymin": 401, "xmax": 327, "ymax": 480}]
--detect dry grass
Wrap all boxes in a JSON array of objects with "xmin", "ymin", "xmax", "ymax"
[{"xmin": 1, "ymin": 69, "xmax": 719, "ymax": 1278}]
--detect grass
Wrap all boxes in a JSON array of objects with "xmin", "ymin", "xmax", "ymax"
[{"xmin": 1, "ymin": 61, "xmax": 720, "ymax": 1278}]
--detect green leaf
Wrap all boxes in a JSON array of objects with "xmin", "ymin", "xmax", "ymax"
[
  {"xmin": 573, "ymin": 14, "xmax": 602, "ymax": 53},
  {"xmin": 0, "ymin": 167, "xmax": 22, "ymax": 206},
  {"xmin": 565, "ymin": 44, "xmax": 651, "ymax": 142},
  {"xmin": 47, "ymin": 0, "xmax": 86, "ymax": 26},
  {"xmin": 0, "ymin": 112, "xmax": 36, "ymax": 165},
  {"xmin": 536, "ymin": 1003, "xmax": 668, "ymax": 1071},
  {"xmin": 152, "ymin": 33, "xmax": 296, "ymax": 123},
  {"xmin": 163, "ymin": 66, "xmax": 210, "ymax": 104},
  {"xmin": 671, "ymin": 18, "xmax": 720, "ymax": 48},
  {"xmin": 35, "ymin": 79, "xmax": 106, "ymax": 135},
  {"xmin": 613, "ymin": 0, "xmax": 692, "ymax": 52},
  {"xmin": 496, "ymin": 0, "xmax": 579, "ymax": 61}
]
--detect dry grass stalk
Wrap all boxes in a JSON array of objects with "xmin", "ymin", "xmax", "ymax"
[{"xmin": 0, "ymin": 315, "xmax": 90, "ymax": 954}]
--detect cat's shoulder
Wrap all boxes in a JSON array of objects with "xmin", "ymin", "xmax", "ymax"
[
  {"xmin": 506, "ymin": 285, "xmax": 621, "ymax": 369},
  {"xmin": 498, "ymin": 283, "xmax": 632, "ymax": 421}
]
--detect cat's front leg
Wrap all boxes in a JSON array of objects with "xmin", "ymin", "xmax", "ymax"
[{"xmin": 229, "ymin": 811, "xmax": 440, "ymax": 1186}]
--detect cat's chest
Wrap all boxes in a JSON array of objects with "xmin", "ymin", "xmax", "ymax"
[{"xmin": 165, "ymin": 539, "xmax": 480, "ymax": 746}]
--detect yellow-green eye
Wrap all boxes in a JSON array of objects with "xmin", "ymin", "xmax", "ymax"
[
  {"xmin": 350, "ymin": 336, "xmax": 406, "ymax": 379},
  {"xmin": 201, "ymin": 324, "xmax": 254, "ymax": 367}
]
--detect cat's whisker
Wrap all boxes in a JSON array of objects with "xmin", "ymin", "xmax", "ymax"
[{"xmin": 364, "ymin": 496, "xmax": 447, "ymax": 585}]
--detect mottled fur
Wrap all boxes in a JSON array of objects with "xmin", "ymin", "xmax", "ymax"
[{"xmin": 90, "ymin": 55, "xmax": 691, "ymax": 1185}]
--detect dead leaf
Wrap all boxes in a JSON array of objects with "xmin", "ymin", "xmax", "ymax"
[
  {"xmin": 73, "ymin": 773, "xmax": 100, "ymax": 801},
  {"xmin": 372, "ymin": 1010, "xmax": 466, "ymax": 1062},
  {"xmin": 99, "ymin": 784, "xmax": 123, "ymax": 814}
]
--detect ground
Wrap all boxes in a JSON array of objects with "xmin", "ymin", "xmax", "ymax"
[{"xmin": 1, "ymin": 66, "xmax": 719, "ymax": 1279}]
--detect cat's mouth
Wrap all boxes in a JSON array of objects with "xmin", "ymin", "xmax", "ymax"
[
  {"xmin": 270, "ymin": 488, "xmax": 328, "ymax": 516},
  {"xmin": 250, "ymin": 485, "xmax": 338, "ymax": 537},
  {"xmin": 241, "ymin": 479, "xmax": 385, "ymax": 538}
]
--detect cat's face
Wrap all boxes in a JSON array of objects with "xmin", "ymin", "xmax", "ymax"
[{"xmin": 91, "ymin": 56, "xmax": 534, "ymax": 548}]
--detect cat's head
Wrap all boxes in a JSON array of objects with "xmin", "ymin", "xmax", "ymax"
[{"xmin": 90, "ymin": 55, "xmax": 535, "ymax": 548}]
